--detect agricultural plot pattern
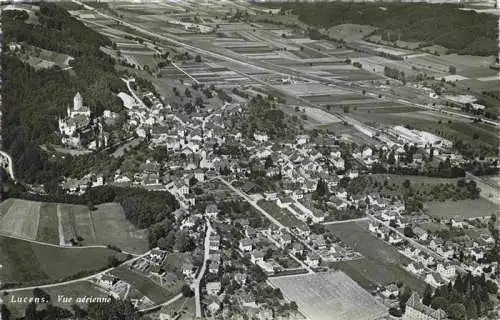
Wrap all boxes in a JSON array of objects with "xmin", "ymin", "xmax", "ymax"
[{"xmin": 0, "ymin": 199, "xmax": 41, "ymax": 240}]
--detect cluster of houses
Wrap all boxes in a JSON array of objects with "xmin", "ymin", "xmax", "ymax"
[
  {"xmin": 369, "ymin": 215, "xmax": 498, "ymax": 291},
  {"xmin": 61, "ymin": 172, "xmax": 104, "ymax": 195}
]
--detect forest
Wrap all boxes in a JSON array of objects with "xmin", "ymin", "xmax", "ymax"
[
  {"xmin": 1, "ymin": 3, "xmax": 126, "ymax": 184},
  {"xmin": 266, "ymin": 3, "xmax": 497, "ymax": 56}
]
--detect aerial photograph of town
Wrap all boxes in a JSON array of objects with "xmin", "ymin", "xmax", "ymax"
[{"xmin": 0, "ymin": 0, "xmax": 498, "ymax": 319}]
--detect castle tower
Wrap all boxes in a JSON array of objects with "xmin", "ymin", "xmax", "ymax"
[{"xmin": 73, "ymin": 92, "xmax": 83, "ymax": 111}]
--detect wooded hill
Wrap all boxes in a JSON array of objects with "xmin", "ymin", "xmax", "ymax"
[{"xmin": 263, "ymin": 3, "xmax": 497, "ymax": 56}]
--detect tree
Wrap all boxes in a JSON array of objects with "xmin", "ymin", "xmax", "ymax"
[
  {"xmin": 195, "ymin": 54, "xmax": 202, "ymax": 63},
  {"xmin": 264, "ymin": 155, "xmax": 273, "ymax": 169},
  {"xmin": 403, "ymin": 179, "xmax": 411, "ymax": 189},
  {"xmin": 486, "ymin": 280, "xmax": 498, "ymax": 294},
  {"xmin": 449, "ymin": 65, "xmax": 457, "ymax": 74},
  {"xmin": 465, "ymin": 299, "xmax": 478, "ymax": 319},
  {"xmin": 447, "ymin": 303, "xmax": 466, "ymax": 320},
  {"xmin": 403, "ymin": 225, "xmax": 414, "ymax": 237},
  {"xmin": 431, "ymin": 296, "xmax": 448, "ymax": 310},
  {"xmin": 182, "ymin": 284, "xmax": 194, "ymax": 297},
  {"xmin": 422, "ymin": 284, "xmax": 433, "ymax": 306},
  {"xmin": 314, "ymin": 178, "xmax": 329, "ymax": 198},
  {"xmin": 1, "ymin": 305, "xmax": 11, "ymax": 320}
]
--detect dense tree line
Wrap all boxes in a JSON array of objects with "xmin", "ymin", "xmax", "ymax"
[
  {"xmin": 242, "ymin": 95, "xmax": 298, "ymax": 140},
  {"xmin": 1, "ymin": 3, "xmax": 126, "ymax": 184},
  {"xmin": 264, "ymin": 3, "xmax": 497, "ymax": 56},
  {"xmin": 422, "ymin": 272, "xmax": 496, "ymax": 319}
]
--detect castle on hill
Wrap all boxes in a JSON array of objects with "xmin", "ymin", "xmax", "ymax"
[{"xmin": 58, "ymin": 92, "xmax": 109, "ymax": 150}]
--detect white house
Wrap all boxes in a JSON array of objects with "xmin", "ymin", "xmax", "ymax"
[
  {"xmin": 406, "ymin": 262, "xmax": 425, "ymax": 276},
  {"xmin": 254, "ymin": 132, "xmax": 269, "ymax": 142},
  {"xmin": 239, "ymin": 238, "xmax": 253, "ymax": 252},
  {"xmin": 436, "ymin": 262, "xmax": 456, "ymax": 279},
  {"xmin": 382, "ymin": 283, "xmax": 399, "ymax": 298},
  {"xmin": 425, "ymin": 273, "xmax": 447, "ymax": 288},
  {"xmin": 205, "ymin": 204, "xmax": 218, "ymax": 218},
  {"xmin": 305, "ymin": 253, "xmax": 320, "ymax": 267},
  {"xmin": 206, "ymin": 282, "xmax": 221, "ymax": 296}
]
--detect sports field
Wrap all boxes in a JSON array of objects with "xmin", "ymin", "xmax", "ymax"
[
  {"xmin": 0, "ymin": 235, "xmax": 127, "ymax": 286},
  {"xmin": 269, "ymin": 271, "xmax": 387, "ymax": 320},
  {"xmin": 326, "ymin": 221, "xmax": 425, "ymax": 294}
]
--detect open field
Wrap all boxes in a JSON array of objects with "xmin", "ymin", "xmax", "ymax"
[
  {"xmin": 2, "ymin": 281, "xmax": 109, "ymax": 317},
  {"xmin": 258, "ymin": 201, "xmax": 308, "ymax": 229},
  {"xmin": 111, "ymin": 266, "xmax": 182, "ymax": 304},
  {"xmin": 327, "ymin": 24, "xmax": 378, "ymax": 42},
  {"xmin": 302, "ymin": 94, "xmax": 372, "ymax": 105},
  {"xmin": 327, "ymin": 221, "xmax": 425, "ymax": 293},
  {"xmin": 426, "ymin": 199, "xmax": 499, "ymax": 219},
  {"xmin": 0, "ymin": 235, "xmax": 126, "ymax": 286},
  {"xmin": 91, "ymin": 203, "xmax": 149, "ymax": 253},
  {"xmin": 156, "ymin": 296, "xmax": 196, "ymax": 320},
  {"xmin": 59, "ymin": 202, "xmax": 148, "ymax": 253},
  {"xmin": 0, "ymin": 199, "xmax": 41, "ymax": 240},
  {"xmin": 0, "ymin": 199, "xmax": 148, "ymax": 253},
  {"xmin": 301, "ymin": 106, "xmax": 342, "ymax": 124},
  {"xmin": 36, "ymin": 203, "xmax": 60, "ymax": 244},
  {"xmin": 269, "ymin": 271, "xmax": 387, "ymax": 320}
]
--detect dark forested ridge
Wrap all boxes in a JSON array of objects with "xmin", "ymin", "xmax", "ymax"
[
  {"xmin": 263, "ymin": 3, "xmax": 497, "ymax": 56},
  {"xmin": 1, "ymin": 2, "xmax": 126, "ymax": 184}
]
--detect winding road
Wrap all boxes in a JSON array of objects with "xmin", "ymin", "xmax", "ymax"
[{"xmin": 193, "ymin": 218, "xmax": 213, "ymax": 319}]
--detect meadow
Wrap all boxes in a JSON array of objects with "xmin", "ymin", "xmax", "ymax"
[
  {"xmin": 0, "ymin": 199, "xmax": 148, "ymax": 253},
  {"xmin": 326, "ymin": 221, "xmax": 426, "ymax": 294},
  {"xmin": 0, "ymin": 235, "xmax": 127, "ymax": 286}
]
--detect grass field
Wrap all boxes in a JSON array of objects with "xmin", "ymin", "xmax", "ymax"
[
  {"xmin": 0, "ymin": 199, "xmax": 41, "ymax": 240},
  {"xmin": 91, "ymin": 203, "xmax": 149, "ymax": 254},
  {"xmin": 327, "ymin": 221, "xmax": 425, "ymax": 294},
  {"xmin": 57, "ymin": 202, "xmax": 148, "ymax": 253},
  {"xmin": 157, "ymin": 296, "xmax": 196, "ymax": 320},
  {"xmin": 36, "ymin": 203, "xmax": 60, "ymax": 244},
  {"xmin": 426, "ymin": 199, "xmax": 499, "ymax": 219},
  {"xmin": 258, "ymin": 200, "xmax": 308, "ymax": 229},
  {"xmin": 269, "ymin": 271, "xmax": 387, "ymax": 320},
  {"xmin": 0, "ymin": 235, "xmax": 127, "ymax": 286},
  {"xmin": 111, "ymin": 266, "xmax": 182, "ymax": 304}
]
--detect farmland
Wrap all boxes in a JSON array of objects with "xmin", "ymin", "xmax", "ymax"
[
  {"xmin": 36, "ymin": 203, "xmax": 60, "ymax": 244},
  {"xmin": 326, "ymin": 221, "xmax": 426, "ymax": 293},
  {"xmin": 0, "ymin": 235, "xmax": 127, "ymax": 286},
  {"xmin": 0, "ymin": 199, "xmax": 148, "ymax": 253},
  {"xmin": 426, "ymin": 199, "xmax": 499, "ymax": 219},
  {"xmin": 0, "ymin": 199, "xmax": 41, "ymax": 240},
  {"xmin": 269, "ymin": 271, "xmax": 387, "ymax": 320},
  {"xmin": 58, "ymin": 202, "xmax": 149, "ymax": 253}
]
